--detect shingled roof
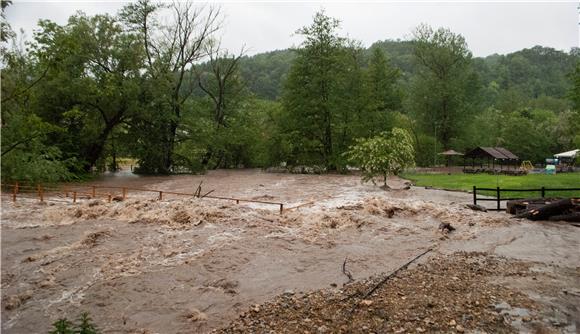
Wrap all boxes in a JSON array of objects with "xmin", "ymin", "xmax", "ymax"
[
  {"xmin": 493, "ymin": 147, "xmax": 518, "ymax": 159},
  {"xmin": 464, "ymin": 147, "xmax": 519, "ymax": 160}
]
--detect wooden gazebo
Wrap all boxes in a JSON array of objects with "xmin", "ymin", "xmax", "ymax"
[
  {"xmin": 438, "ymin": 149, "xmax": 464, "ymax": 167},
  {"xmin": 463, "ymin": 147, "xmax": 522, "ymax": 174}
]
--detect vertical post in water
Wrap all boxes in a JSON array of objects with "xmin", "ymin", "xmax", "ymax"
[
  {"xmin": 12, "ymin": 183, "xmax": 17, "ymax": 202},
  {"xmin": 496, "ymin": 186, "xmax": 500, "ymax": 211},
  {"xmin": 108, "ymin": 193, "xmax": 112, "ymax": 203},
  {"xmin": 92, "ymin": 186, "xmax": 96, "ymax": 198},
  {"xmin": 541, "ymin": 186, "xmax": 545, "ymax": 198},
  {"xmin": 122, "ymin": 187, "xmax": 127, "ymax": 200},
  {"xmin": 73, "ymin": 192, "xmax": 77, "ymax": 203},
  {"xmin": 38, "ymin": 184, "xmax": 44, "ymax": 202},
  {"xmin": 280, "ymin": 203, "xmax": 284, "ymax": 214},
  {"xmin": 159, "ymin": 191, "xmax": 163, "ymax": 201},
  {"xmin": 473, "ymin": 186, "xmax": 477, "ymax": 205}
]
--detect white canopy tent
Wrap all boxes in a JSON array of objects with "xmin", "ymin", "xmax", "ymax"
[{"xmin": 554, "ymin": 149, "xmax": 579, "ymax": 159}]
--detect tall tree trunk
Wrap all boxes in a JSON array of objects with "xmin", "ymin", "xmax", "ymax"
[
  {"xmin": 321, "ymin": 76, "xmax": 333, "ymax": 169},
  {"xmin": 201, "ymin": 147, "xmax": 213, "ymax": 168},
  {"xmin": 84, "ymin": 123, "xmax": 115, "ymax": 172},
  {"xmin": 441, "ymin": 98, "xmax": 451, "ymax": 149},
  {"xmin": 110, "ymin": 137, "xmax": 117, "ymax": 172},
  {"xmin": 162, "ymin": 120, "xmax": 178, "ymax": 174},
  {"xmin": 325, "ymin": 111, "xmax": 333, "ymax": 168}
]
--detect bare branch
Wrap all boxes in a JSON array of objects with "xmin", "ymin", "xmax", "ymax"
[{"xmin": 342, "ymin": 257, "xmax": 354, "ymax": 283}]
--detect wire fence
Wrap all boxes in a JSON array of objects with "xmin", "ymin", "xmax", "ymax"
[{"xmin": 1, "ymin": 182, "xmax": 285, "ymax": 213}]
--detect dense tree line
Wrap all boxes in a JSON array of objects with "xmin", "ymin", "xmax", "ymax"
[
  {"xmin": 1, "ymin": 0, "xmax": 264, "ymax": 180},
  {"xmin": 1, "ymin": 5, "xmax": 579, "ymax": 182}
]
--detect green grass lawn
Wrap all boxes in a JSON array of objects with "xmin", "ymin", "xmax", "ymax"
[{"xmin": 401, "ymin": 172, "xmax": 580, "ymax": 198}]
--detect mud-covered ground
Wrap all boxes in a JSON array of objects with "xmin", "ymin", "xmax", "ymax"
[{"xmin": 1, "ymin": 170, "xmax": 579, "ymax": 333}]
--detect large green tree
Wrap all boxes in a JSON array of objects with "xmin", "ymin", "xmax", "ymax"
[
  {"xmin": 282, "ymin": 11, "xmax": 373, "ymax": 169},
  {"xmin": 194, "ymin": 41, "xmax": 248, "ymax": 168},
  {"xmin": 30, "ymin": 14, "xmax": 144, "ymax": 171},
  {"xmin": 409, "ymin": 24, "xmax": 479, "ymax": 152},
  {"xmin": 363, "ymin": 46, "xmax": 402, "ymax": 135},
  {"xmin": 120, "ymin": 0, "xmax": 221, "ymax": 173},
  {"xmin": 282, "ymin": 11, "xmax": 346, "ymax": 168},
  {"xmin": 333, "ymin": 42, "xmax": 367, "ymax": 157},
  {"xmin": 0, "ymin": 1, "xmax": 78, "ymax": 182}
]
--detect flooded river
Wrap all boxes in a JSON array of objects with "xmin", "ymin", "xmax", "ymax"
[{"xmin": 1, "ymin": 170, "xmax": 578, "ymax": 333}]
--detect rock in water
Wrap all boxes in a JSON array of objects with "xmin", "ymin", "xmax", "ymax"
[
  {"xmin": 439, "ymin": 222, "xmax": 455, "ymax": 233},
  {"xmin": 466, "ymin": 204, "xmax": 487, "ymax": 212}
]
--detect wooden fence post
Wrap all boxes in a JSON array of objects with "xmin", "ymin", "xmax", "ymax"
[
  {"xmin": 496, "ymin": 186, "xmax": 500, "ymax": 211},
  {"xmin": 38, "ymin": 184, "xmax": 44, "ymax": 202},
  {"xmin": 279, "ymin": 203, "xmax": 284, "ymax": 214},
  {"xmin": 73, "ymin": 192, "xmax": 77, "ymax": 203},
  {"xmin": 12, "ymin": 182, "xmax": 17, "ymax": 202},
  {"xmin": 92, "ymin": 186, "xmax": 96, "ymax": 198},
  {"xmin": 159, "ymin": 191, "xmax": 163, "ymax": 200},
  {"xmin": 473, "ymin": 186, "xmax": 477, "ymax": 205},
  {"xmin": 122, "ymin": 187, "xmax": 127, "ymax": 200},
  {"xmin": 108, "ymin": 193, "xmax": 112, "ymax": 203},
  {"xmin": 541, "ymin": 186, "xmax": 545, "ymax": 198}
]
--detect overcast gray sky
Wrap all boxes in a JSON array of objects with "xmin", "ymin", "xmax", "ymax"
[{"xmin": 5, "ymin": 1, "xmax": 580, "ymax": 57}]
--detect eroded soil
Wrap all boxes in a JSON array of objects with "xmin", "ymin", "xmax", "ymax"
[
  {"xmin": 219, "ymin": 252, "xmax": 543, "ymax": 333},
  {"xmin": 1, "ymin": 170, "xmax": 579, "ymax": 333}
]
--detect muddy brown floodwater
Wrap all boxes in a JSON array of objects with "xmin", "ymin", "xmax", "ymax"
[{"xmin": 1, "ymin": 169, "xmax": 579, "ymax": 333}]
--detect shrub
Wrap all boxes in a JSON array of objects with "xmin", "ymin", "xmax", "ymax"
[
  {"xmin": 344, "ymin": 128, "xmax": 415, "ymax": 188},
  {"xmin": 49, "ymin": 312, "xmax": 99, "ymax": 334}
]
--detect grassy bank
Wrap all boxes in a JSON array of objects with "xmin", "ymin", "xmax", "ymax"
[{"xmin": 401, "ymin": 172, "xmax": 580, "ymax": 198}]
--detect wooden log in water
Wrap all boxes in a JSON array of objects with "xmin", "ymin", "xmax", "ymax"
[
  {"xmin": 507, "ymin": 198, "xmax": 560, "ymax": 215},
  {"xmin": 548, "ymin": 212, "xmax": 580, "ymax": 222},
  {"xmin": 515, "ymin": 198, "xmax": 578, "ymax": 221}
]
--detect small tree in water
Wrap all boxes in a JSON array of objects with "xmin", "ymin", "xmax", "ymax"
[
  {"xmin": 49, "ymin": 312, "xmax": 99, "ymax": 334},
  {"xmin": 49, "ymin": 319, "xmax": 74, "ymax": 334},
  {"xmin": 76, "ymin": 312, "xmax": 99, "ymax": 334},
  {"xmin": 345, "ymin": 128, "xmax": 415, "ymax": 189}
]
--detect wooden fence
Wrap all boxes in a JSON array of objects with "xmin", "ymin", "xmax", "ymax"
[
  {"xmin": 1, "ymin": 182, "xmax": 285, "ymax": 213},
  {"xmin": 473, "ymin": 186, "xmax": 580, "ymax": 211}
]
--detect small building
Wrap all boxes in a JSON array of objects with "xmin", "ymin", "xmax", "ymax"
[
  {"xmin": 553, "ymin": 149, "xmax": 578, "ymax": 172},
  {"xmin": 554, "ymin": 149, "xmax": 578, "ymax": 164},
  {"xmin": 463, "ymin": 147, "xmax": 521, "ymax": 174}
]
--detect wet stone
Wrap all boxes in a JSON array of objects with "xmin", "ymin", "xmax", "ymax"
[{"xmin": 494, "ymin": 302, "xmax": 511, "ymax": 312}]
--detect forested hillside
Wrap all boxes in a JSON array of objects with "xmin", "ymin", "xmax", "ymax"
[
  {"xmin": 1, "ymin": 1, "xmax": 579, "ymax": 182},
  {"xmin": 239, "ymin": 50, "xmax": 296, "ymax": 100},
  {"xmin": 239, "ymin": 42, "xmax": 578, "ymax": 104}
]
